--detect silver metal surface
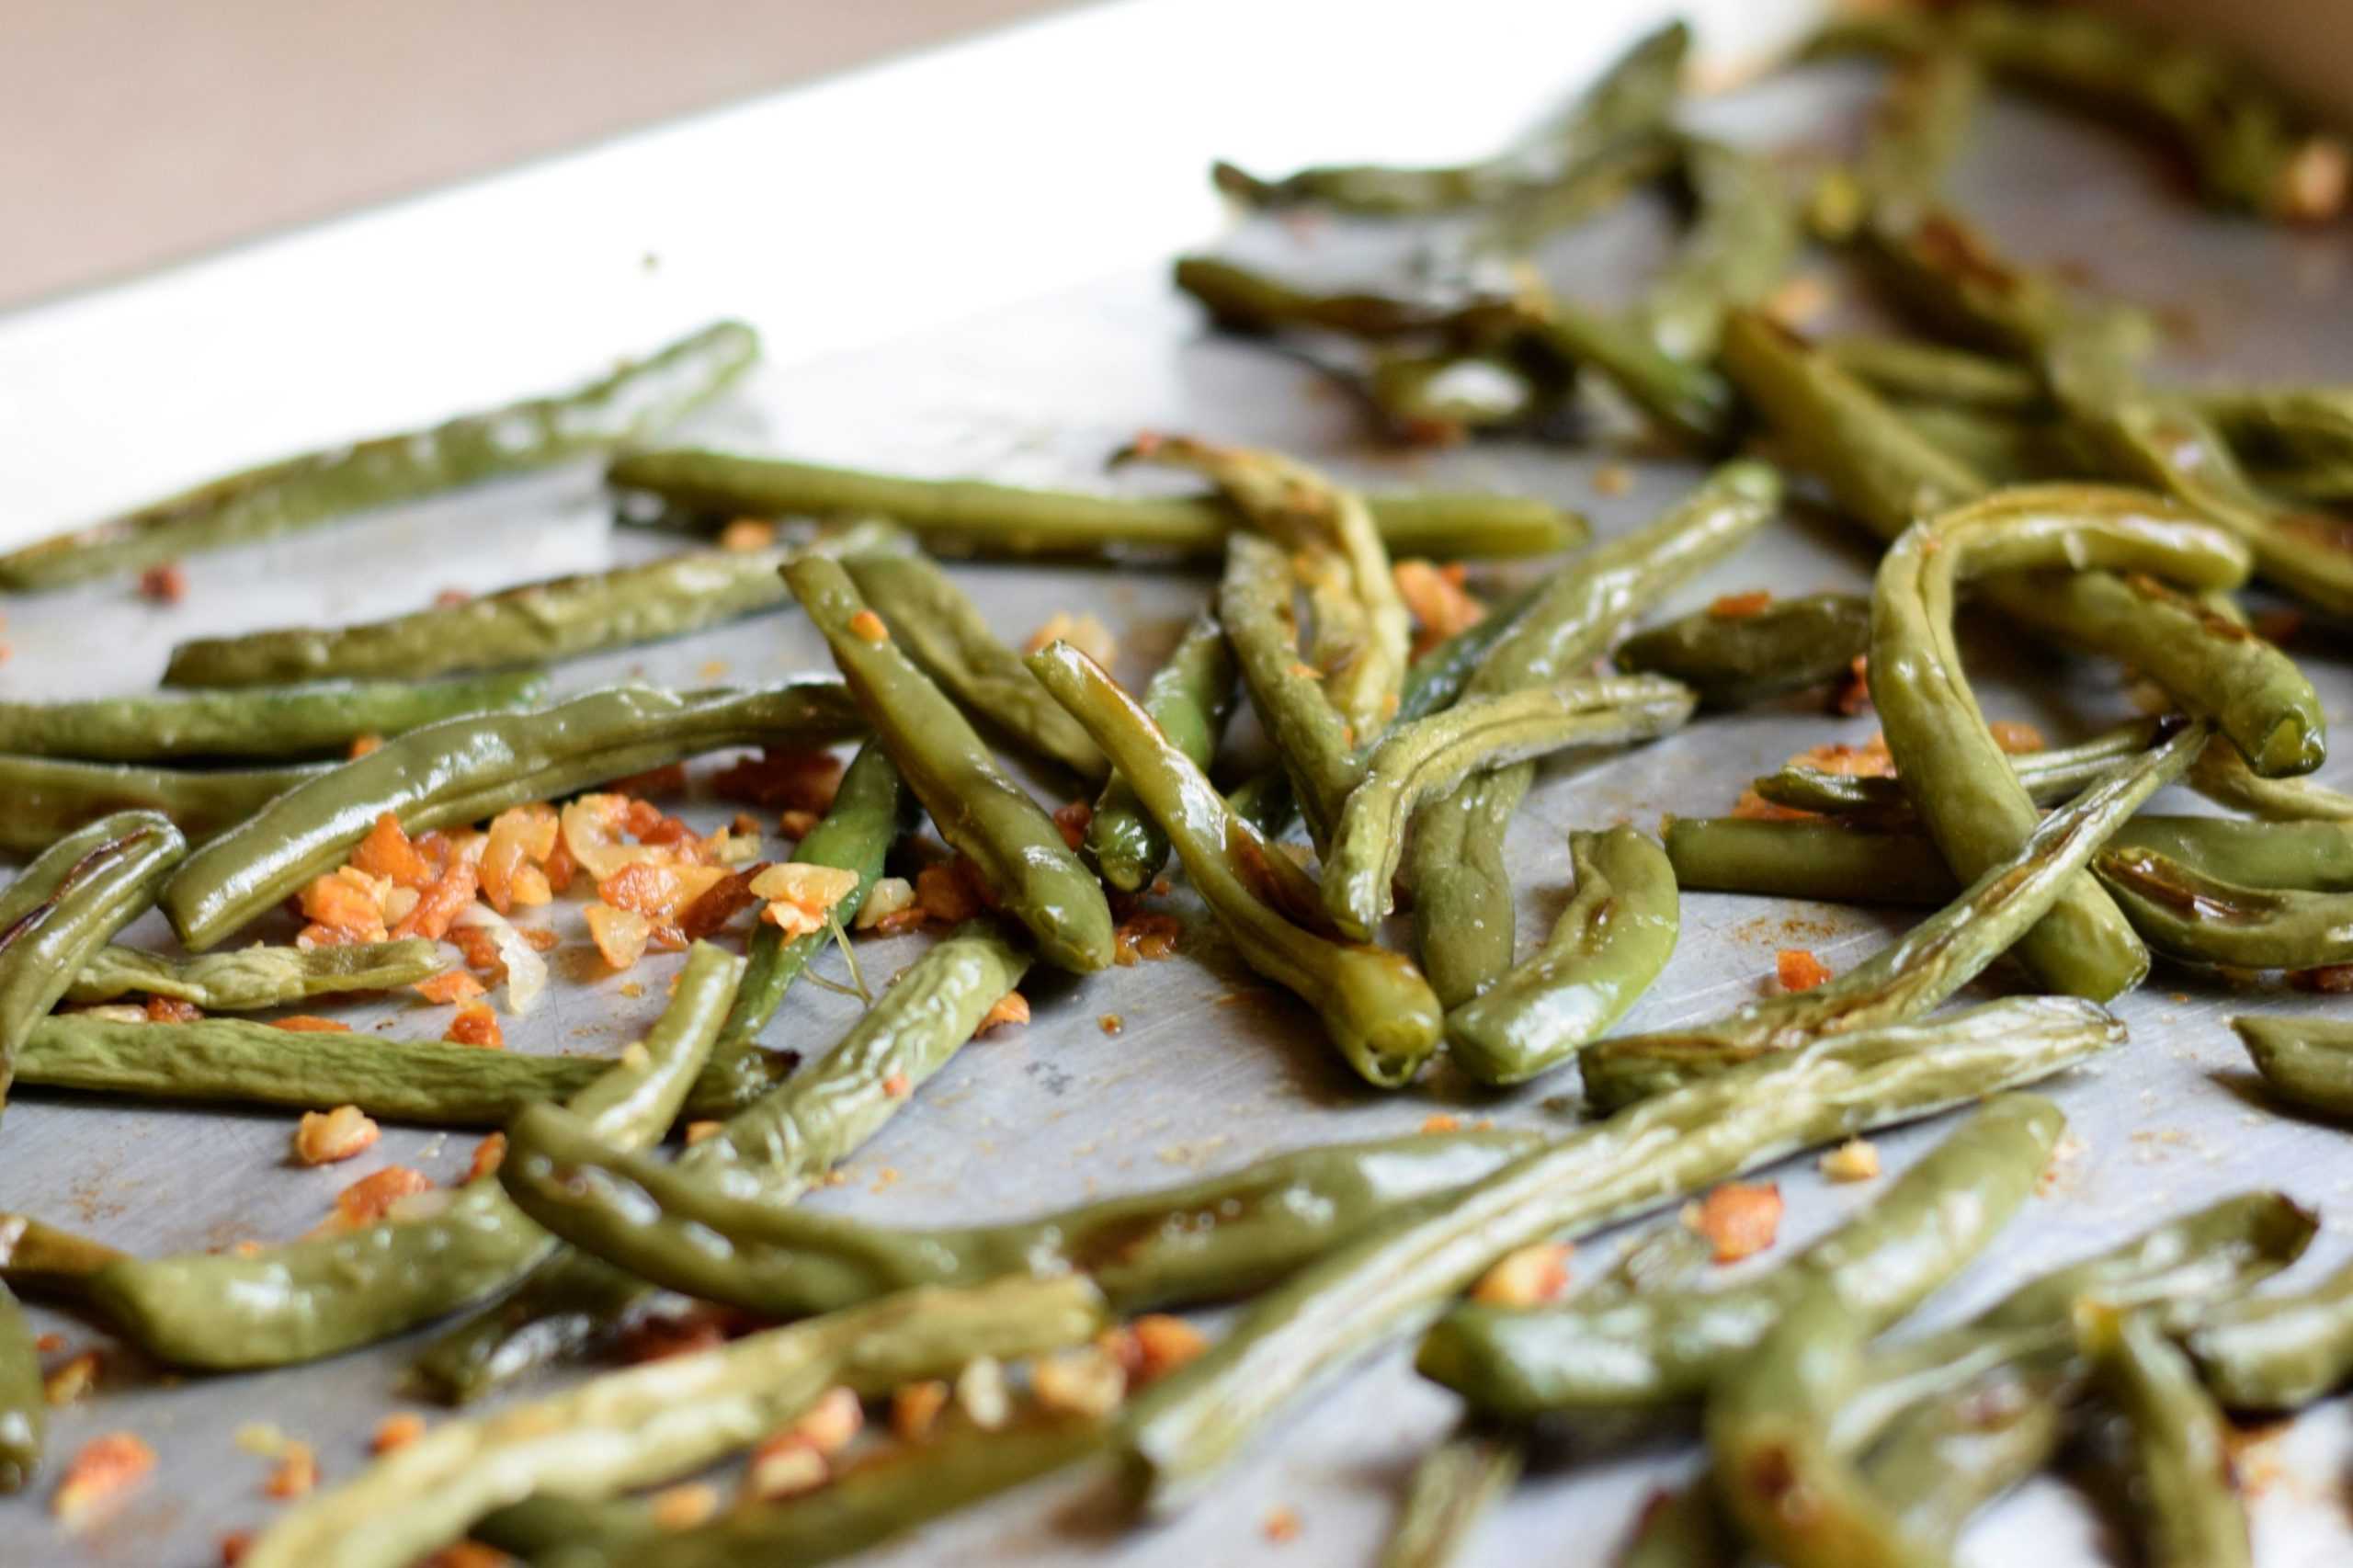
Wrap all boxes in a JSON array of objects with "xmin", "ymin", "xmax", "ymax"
[{"xmin": 6, "ymin": 33, "xmax": 2353, "ymax": 1568}]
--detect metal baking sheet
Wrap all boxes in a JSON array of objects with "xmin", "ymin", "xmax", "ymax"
[{"xmin": 5, "ymin": 6, "xmax": 2353, "ymax": 1564}]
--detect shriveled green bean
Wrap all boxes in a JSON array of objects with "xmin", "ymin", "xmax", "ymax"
[
  {"xmin": 2190, "ymin": 737, "xmax": 2353, "ymax": 821},
  {"xmin": 1861, "ymin": 209, "xmax": 2154, "ymax": 377},
  {"xmin": 1520, "ymin": 299, "xmax": 1742, "ymax": 451},
  {"xmin": 2187, "ymin": 1257, "xmax": 2353, "ymax": 1410},
  {"xmin": 1173, "ymin": 256, "xmax": 1492, "ymax": 342},
  {"xmin": 1220, "ymin": 532, "xmax": 1370, "ymax": 847},
  {"xmin": 0, "ymin": 811, "xmax": 186, "ymax": 1112},
  {"xmin": 2200, "ymin": 386, "xmax": 2353, "ymax": 502},
  {"xmin": 242, "ymin": 1275, "xmax": 1107, "ymax": 1568},
  {"xmin": 86, "ymin": 941, "xmax": 742, "ymax": 1369},
  {"xmin": 842, "ymin": 552, "xmax": 1106, "ymax": 780},
  {"xmin": 0, "ymin": 671, "xmax": 549, "ymax": 762},
  {"xmin": 163, "ymin": 681, "xmax": 863, "ymax": 950},
  {"xmin": 1844, "ymin": 45, "xmax": 1986, "ymax": 233},
  {"xmin": 409, "ymin": 921, "xmax": 1030, "ymax": 1403},
  {"xmin": 1614, "ymin": 593, "xmax": 1870, "ymax": 709},
  {"xmin": 1819, "ymin": 335, "xmax": 2044, "ymax": 412},
  {"xmin": 2097, "ymin": 846, "xmax": 2353, "ymax": 969},
  {"xmin": 1445, "ymin": 825, "xmax": 1679, "ymax": 1085},
  {"xmin": 2234, "ymin": 1014, "xmax": 2353, "ymax": 1118},
  {"xmin": 1030, "ymin": 640, "xmax": 1442, "ymax": 1087},
  {"xmin": 1118, "ymin": 998, "xmax": 2117, "ymax": 1515},
  {"xmin": 1379, "ymin": 1426, "xmax": 1523, "ymax": 1568},
  {"xmin": 1859, "ymin": 1366, "xmax": 2067, "ymax": 1558},
  {"xmin": 0, "ymin": 322, "xmax": 758, "ymax": 592},
  {"xmin": 1892, "ymin": 402, "xmax": 2078, "ymax": 485},
  {"xmin": 15, "ymin": 1012, "xmax": 787, "ymax": 1125},
  {"xmin": 1582, "ymin": 722, "xmax": 2205, "ymax": 1108},
  {"xmin": 1088, "ymin": 616, "xmax": 1235, "ymax": 892},
  {"xmin": 1636, "ymin": 137, "xmax": 1800, "ymax": 362},
  {"xmin": 787, "ymin": 557, "xmax": 1109, "ymax": 971},
  {"xmin": 0, "ymin": 754, "xmax": 329, "ymax": 855},
  {"xmin": 1408, "ymin": 775, "xmax": 1526, "ymax": 1011},
  {"xmin": 66, "ymin": 938, "xmax": 442, "ymax": 1007},
  {"xmin": 610, "ymin": 449, "xmax": 1587, "ymax": 560},
  {"xmin": 1324, "ymin": 675, "xmax": 1692, "ymax": 940},
  {"xmin": 1754, "ymin": 716, "xmax": 2168, "ymax": 820},
  {"xmin": 0, "ymin": 1213, "xmax": 125, "ymax": 1299},
  {"xmin": 2078, "ymin": 1301, "xmax": 2252, "ymax": 1568}
]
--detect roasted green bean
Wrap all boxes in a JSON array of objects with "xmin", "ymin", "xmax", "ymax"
[
  {"xmin": 0, "ymin": 811, "xmax": 186, "ymax": 1112},
  {"xmin": 1379, "ymin": 1426, "xmax": 1523, "ymax": 1568},
  {"xmin": 1087, "ymin": 616, "xmax": 1236, "ymax": 892},
  {"xmin": 1172, "ymin": 256, "xmax": 1495, "ymax": 342},
  {"xmin": 787, "ymin": 557, "xmax": 1109, "ymax": 971},
  {"xmin": 1029, "ymin": 640, "xmax": 1443, "ymax": 1087},
  {"xmin": 1753, "ymin": 716, "xmax": 2169, "ymax": 820},
  {"xmin": 1118, "ymin": 997, "xmax": 2117, "ymax": 1514},
  {"xmin": 2200, "ymin": 386, "xmax": 2353, "ymax": 502},
  {"xmin": 610, "ymin": 449, "xmax": 1587, "ymax": 560},
  {"xmin": 2189, "ymin": 736, "xmax": 2353, "ymax": 821},
  {"xmin": 843, "ymin": 552, "xmax": 1107, "ymax": 780},
  {"xmin": 1324, "ymin": 676, "xmax": 1693, "ymax": 940},
  {"xmin": 0, "ymin": 754, "xmax": 329, "ymax": 855},
  {"xmin": 1614, "ymin": 593, "xmax": 1870, "ymax": 710},
  {"xmin": 1218, "ymin": 532, "xmax": 1367, "ymax": 848},
  {"xmin": 15, "ymin": 1011, "xmax": 786, "ymax": 1125},
  {"xmin": 1818, "ymin": 335, "xmax": 2044, "ymax": 413},
  {"xmin": 2097, "ymin": 846, "xmax": 2353, "ymax": 970},
  {"xmin": 2187, "ymin": 1258, "xmax": 2353, "ymax": 1410},
  {"xmin": 163, "ymin": 680, "xmax": 862, "ymax": 951},
  {"xmin": 1844, "ymin": 44, "xmax": 1985, "ymax": 233},
  {"xmin": 0, "ymin": 671, "xmax": 548, "ymax": 762},
  {"xmin": 242, "ymin": 1275, "xmax": 1106, "ymax": 1568},
  {"xmin": 1581, "ymin": 722, "xmax": 2204, "ymax": 1108},
  {"xmin": 409, "ymin": 920, "xmax": 1030, "ymax": 1403},
  {"xmin": 2234, "ymin": 1014, "xmax": 2353, "ymax": 1118},
  {"xmin": 86, "ymin": 941, "xmax": 742, "ymax": 1369},
  {"xmin": 2078, "ymin": 1301, "xmax": 2252, "ymax": 1568},
  {"xmin": 1858, "ymin": 1366, "xmax": 2066, "ymax": 1558},
  {"xmin": 1636, "ymin": 137, "xmax": 1800, "ymax": 362},
  {"xmin": 1519, "ymin": 298, "xmax": 1742, "ymax": 451},
  {"xmin": 0, "ymin": 1213, "xmax": 124, "ymax": 1299},
  {"xmin": 65, "ymin": 938, "xmax": 442, "ymax": 1007},
  {"xmin": 0, "ymin": 322, "xmax": 759, "ymax": 591},
  {"xmin": 1445, "ymin": 825, "xmax": 1678, "ymax": 1085},
  {"xmin": 0, "ymin": 1286, "xmax": 35, "ymax": 1493},
  {"xmin": 1419, "ymin": 1093, "xmax": 2063, "ymax": 1415}
]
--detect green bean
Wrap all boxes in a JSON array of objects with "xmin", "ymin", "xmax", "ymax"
[
  {"xmin": 505, "ymin": 1110, "xmax": 1539, "ymax": 1314},
  {"xmin": 1172, "ymin": 256, "xmax": 1495, "ymax": 342},
  {"xmin": 2187, "ymin": 1258, "xmax": 2353, "ymax": 1410},
  {"xmin": 0, "ymin": 671, "xmax": 549, "ymax": 762},
  {"xmin": 409, "ymin": 920, "xmax": 1030, "ymax": 1403},
  {"xmin": 162, "ymin": 548, "xmax": 801, "ymax": 687},
  {"xmin": 2199, "ymin": 386, "xmax": 2353, "ymax": 502},
  {"xmin": 610, "ymin": 449, "xmax": 1587, "ymax": 560},
  {"xmin": 0, "ymin": 1213, "xmax": 125, "ymax": 1299},
  {"xmin": 1087, "ymin": 617, "xmax": 1235, "ymax": 892},
  {"xmin": 85, "ymin": 941, "xmax": 742, "ymax": 1369},
  {"xmin": 841, "ymin": 553, "xmax": 1106, "ymax": 781},
  {"xmin": 65, "ymin": 937, "xmax": 442, "ymax": 1007},
  {"xmin": 2097, "ymin": 846, "xmax": 2353, "ymax": 969},
  {"xmin": 1861, "ymin": 209, "xmax": 2154, "ymax": 378},
  {"xmin": 1364, "ymin": 349, "xmax": 1564, "ymax": 446},
  {"xmin": 1207, "ymin": 20, "xmax": 1688, "ymax": 214},
  {"xmin": 1871, "ymin": 486, "xmax": 2251, "ymax": 998},
  {"xmin": 0, "ymin": 1286, "xmax": 35, "ymax": 1493},
  {"xmin": 162, "ymin": 681, "xmax": 861, "ymax": 950},
  {"xmin": 1410, "ymin": 461, "xmax": 1779, "ymax": 1005},
  {"xmin": 0, "ymin": 811, "xmax": 186, "ymax": 1113},
  {"xmin": 1614, "ymin": 593, "xmax": 1870, "ymax": 710},
  {"xmin": 787, "ymin": 557, "xmax": 1109, "ymax": 972},
  {"xmin": 242, "ymin": 1275, "xmax": 1106, "ymax": 1568},
  {"xmin": 2189, "ymin": 736, "xmax": 2353, "ymax": 821},
  {"xmin": 1421, "ymin": 1093, "xmax": 2063, "ymax": 1416},
  {"xmin": 1754, "ymin": 716, "xmax": 2169, "ymax": 820},
  {"xmin": 718, "ymin": 740, "xmax": 915, "ymax": 1051},
  {"xmin": 1846, "ymin": 45, "xmax": 1985, "ymax": 233},
  {"xmin": 1818, "ymin": 336, "xmax": 2044, "ymax": 413},
  {"xmin": 1617, "ymin": 1482, "xmax": 1739, "ymax": 1568},
  {"xmin": 1636, "ymin": 138, "xmax": 1801, "ymax": 363},
  {"xmin": 1219, "ymin": 533, "xmax": 1368, "ymax": 848},
  {"xmin": 1520, "ymin": 299, "xmax": 1742, "ymax": 451},
  {"xmin": 0, "ymin": 754, "xmax": 329, "ymax": 855},
  {"xmin": 1445, "ymin": 825, "xmax": 1679, "ymax": 1085},
  {"xmin": 2078, "ymin": 1301, "xmax": 2252, "ymax": 1568},
  {"xmin": 1029, "ymin": 640, "xmax": 1442, "ymax": 1087},
  {"xmin": 1324, "ymin": 676, "xmax": 1692, "ymax": 940},
  {"xmin": 0, "ymin": 322, "xmax": 758, "ymax": 592},
  {"xmin": 1891, "ymin": 402, "xmax": 2079, "ymax": 485},
  {"xmin": 1859, "ymin": 1367, "xmax": 2066, "ymax": 1558},
  {"xmin": 1398, "ymin": 577, "xmax": 1550, "ymax": 726},
  {"xmin": 1117, "ymin": 995, "xmax": 2118, "ymax": 1515},
  {"xmin": 1379, "ymin": 1426, "xmax": 1523, "ymax": 1568},
  {"xmin": 1451, "ymin": 134, "xmax": 1680, "ymax": 268},
  {"xmin": 15, "ymin": 1012, "xmax": 787, "ymax": 1126},
  {"xmin": 1581, "ymin": 722, "xmax": 2205, "ymax": 1108},
  {"xmin": 2234, "ymin": 1014, "xmax": 2353, "ymax": 1118}
]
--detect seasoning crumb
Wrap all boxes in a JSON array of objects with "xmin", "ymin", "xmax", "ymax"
[
  {"xmin": 1264, "ymin": 1505, "xmax": 1303, "ymax": 1543},
  {"xmin": 466, "ymin": 1132, "xmax": 506, "ymax": 1183},
  {"xmin": 975, "ymin": 993, "xmax": 1030, "ymax": 1035},
  {"xmin": 717, "ymin": 518, "xmax": 778, "ymax": 552},
  {"xmin": 292, "ymin": 1105, "xmax": 381, "ymax": 1166},
  {"xmin": 649, "ymin": 1482, "xmax": 721, "ymax": 1530},
  {"xmin": 955, "ymin": 1356, "xmax": 1010, "ymax": 1429},
  {"xmin": 882, "ymin": 1074, "xmax": 911, "ymax": 1099},
  {"xmin": 1052, "ymin": 800, "xmax": 1093, "ymax": 850},
  {"xmin": 1592, "ymin": 463, "xmax": 1635, "ymax": 497},
  {"xmin": 1686, "ymin": 1182, "xmax": 1783, "ymax": 1263},
  {"xmin": 1130, "ymin": 1314, "xmax": 1210, "ymax": 1383},
  {"xmin": 1470, "ymin": 1242, "xmax": 1573, "ymax": 1306},
  {"xmin": 1763, "ymin": 271, "xmax": 1834, "ymax": 328},
  {"xmin": 847, "ymin": 609, "xmax": 890, "ymax": 643},
  {"xmin": 52, "ymin": 1432, "xmax": 154, "ymax": 1525},
  {"xmin": 892, "ymin": 1380, "xmax": 951, "ymax": 1441},
  {"xmin": 1775, "ymin": 949, "xmax": 1833, "ymax": 994},
  {"xmin": 1098, "ymin": 1014, "xmax": 1123, "ymax": 1036},
  {"xmin": 43, "ymin": 1350, "xmax": 101, "ymax": 1407},
  {"xmin": 619, "ymin": 980, "xmax": 645, "ymax": 999},
  {"xmin": 370, "ymin": 1413, "xmax": 426, "ymax": 1455},
  {"xmin": 137, "ymin": 563, "xmax": 188, "ymax": 604},
  {"xmin": 1819, "ymin": 1139, "xmax": 1881, "ymax": 1183},
  {"xmin": 444, "ymin": 1001, "xmax": 503, "ymax": 1050},
  {"xmin": 263, "ymin": 1440, "xmax": 318, "ymax": 1499},
  {"xmin": 1707, "ymin": 591, "xmax": 1773, "ymax": 619},
  {"xmin": 683, "ymin": 1120, "xmax": 723, "ymax": 1146},
  {"xmin": 1024, "ymin": 610, "xmax": 1117, "ymax": 666},
  {"xmin": 1420, "ymin": 1114, "xmax": 1462, "ymax": 1134},
  {"xmin": 1032, "ymin": 1346, "xmax": 1128, "ymax": 1417}
]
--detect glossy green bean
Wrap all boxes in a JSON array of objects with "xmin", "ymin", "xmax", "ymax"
[
  {"xmin": 0, "ymin": 322, "xmax": 758, "ymax": 592},
  {"xmin": 1818, "ymin": 335, "xmax": 2044, "ymax": 413},
  {"xmin": 0, "ymin": 754, "xmax": 329, "ymax": 855},
  {"xmin": 1324, "ymin": 676, "xmax": 1692, "ymax": 940},
  {"xmin": 1208, "ymin": 21, "xmax": 1688, "ymax": 214},
  {"xmin": 1860, "ymin": 209, "xmax": 2154, "ymax": 378},
  {"xmin": 508, "ymin": 1113, "xmax": 1540, "ymax": 1315},
  {"xmin": 2234, "ymin": 1014, "xmax": 2353, "ymax": 1118},
  {"xmin": 718, "ymin": 740, "xmax": 915, "ymax": 1051},
  {"xmin": 1892, "ymin": 402, "xmax": 2078, "ymax": 485},
  {"xmin": 1581, "ymin": 722, "xmax": 2205, "ymax": 1108},
  {"xmin": 609, "ymin": 449, "xmax": 1587, "ymax": 560},
  {"xmin": 65, "ymin": 937, "xmax": 442, "ymax": 1007},
  {"xmin": 162, "ymin": 548, "xmax": 800, "ymax": 687},
  {"xmin": 1753, "ymin": 716, "xmax": 2169, "ymax": 820},
  {"xmin": 1520, "ymin": 300, "xmax": 1742, "ymax": 451},
  {"xmin": 1420, "ymin": 1093, "xmax": 2063, "ymax": 1415},
  {"xmin": 2079, "ymin": 1301, "xmax": 2252, "ymax": 1568},
  {"xmin": 0, "ymin": 1213, "xmax": 125, "ymax": 1299},
  {"xmin": 2187, "ymin": 1257, "xmax": 2353, "ymax": 1410},
  {"xmin": 1379, "ymin": 1426, "xmax": 1523, "ymax": 1568},
  {"xmin": 2200, "ymin": 386, "xmax": 2353, "ymax": 502},
  {"xmin": 1445, "ymin": 825, "xmax": 1679, "ymax": 1085},
  {"xmin": 0, "ymin": 1286, "xmax": 35, "ymax": 1493},
  {"xmin": 163, "ymin": 681, "xmax": 862, "ymax": 950},
  {"xmin": 85, "ymin": 941, "xmax": 742, "ymax": 1369},
  {"xmin": 1087, "ymin": 617, "xmax": 1235, "ymax": 892},
  {"xmin": 1362, "ymin": 348, "xmax": 1564, "ymax": 445},
  {"xmin": 787, "ymin": 557, "xmax": 1109, "ymax": 971},
  {"xmin": 1030, "ymin": 640, "xmax": 1442, "ymax": 1087},
  {"xmin": 1859, "ymin": 1366, "xmax": 2066, "ymax": 1558},
  {"xmin": 0, "ymin": 811, "xmax": 186, "ymax": 1112},
  {"xmin": 1614, "ymin": 593, "xmax": 1870, "ymax": 709},
  {"xmin": 1220, "ymin": 532, "xmax": 1369, "ymax": 848},
  {"xmin": 1870, "ymin": 486, "xmax": 2250, "ymax": 997},
  {"xmin": 1172, "ymin": 256, "xmax": 1494, "ymax": 342},
  {"xmin": 2097, "ymin": 846, "xmax": 2353, "ymax": 969},
  {"xmin": 843, "ymin": 553, "xmax": 1106, "ymax": 781},
  {"xmin": 2189, "ymin": 736, "xmax": 2353, "ymax": 821},
  {"xmin": 1845, "ymin": 45, "xmax": 1985, "ymax": 233},
  {"xmin": 408, "ymin": 920, "xmax": 1030, "ymax": 1403},
  {"xmin": 243, "ymin": 1275, "xmax": 1107, "ymax": 1568},
  {"xmin": 0, "ymin": 671, "xmax": 549, "ymax": 762},
  {"xmin": 1117, "ymin": 997, "xmax": 2117, "ymax": 1515},
  {"xmin": 1636, "ymin": 137, "xmax": 1800, "ymax": 362},
  {"xmin": 15, "ymin": 1011, "xmax": 786, "ymax": 1125},
  {"xmin": 1411, "ymin": 461, "xmax": 1779, "ymax": 1005}
]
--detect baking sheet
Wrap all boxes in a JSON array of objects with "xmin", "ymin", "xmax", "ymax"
[{"xmin": 5, "ymin": 16, "xmax": 2353, "ymax": 1568}]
